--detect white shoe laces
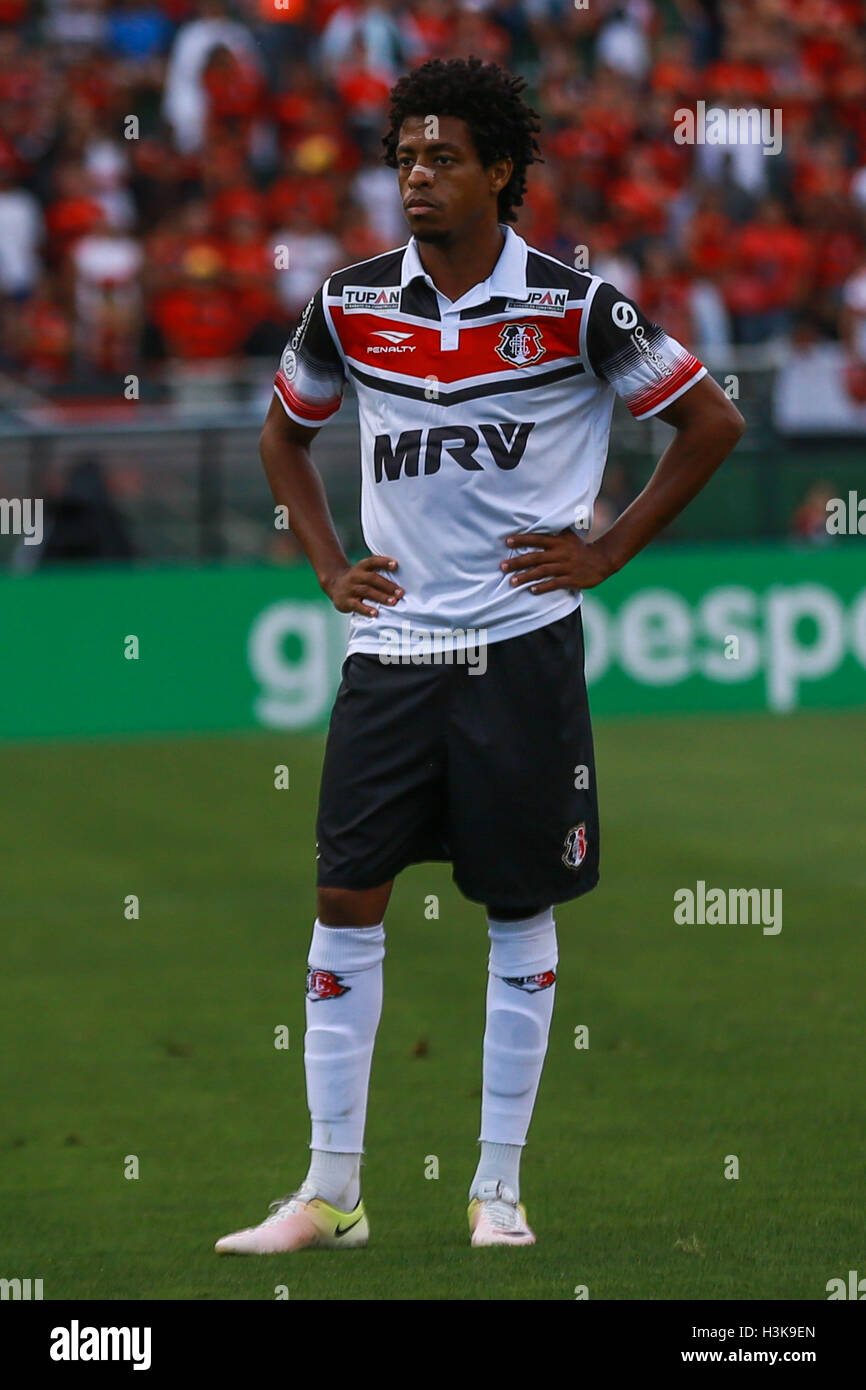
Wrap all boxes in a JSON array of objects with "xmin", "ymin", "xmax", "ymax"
[
  {"xmin": 485, "ymin": 1199, "xmax": 524, "ymax": 1232},
  {"xmin": 262, "ymin": 1185, "xmax": 316, "ymax": 1224},
  {"xmin": 474, "ymin": 1180, "xmax": 525, "ymax": 1232}
]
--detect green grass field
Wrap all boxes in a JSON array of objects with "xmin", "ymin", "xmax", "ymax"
[{"xmin": 1, "ymin": 710, "xmax": 863, "ymax": 1301}]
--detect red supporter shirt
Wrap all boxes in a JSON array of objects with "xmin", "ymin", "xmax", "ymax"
[
  {"xmin": 686, "ymin": 209, "xmax": 734, "ymax": 277},
  {"xmin": 151, "ymin": 286, "xmax": 246, "ymax": 359},
  {"xmin": 725, "ymin": 223, "xmax": 812, "ymax": 315},
  {"xmin": 45, "ymin": 197, "xmax": 105, "ymax": 264},
  {"xmin": 267, "ymin": 175, "xmax": 339, "ymax": 231}
]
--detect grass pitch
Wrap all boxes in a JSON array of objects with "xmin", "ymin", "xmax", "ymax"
[{"xmin": 0, "ymin": 710, "xmax": 863, "ymax": 1300}]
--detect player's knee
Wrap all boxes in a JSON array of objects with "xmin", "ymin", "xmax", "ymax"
[
  {"xmin": 304, "ymin": 1025, "xmax": 353, "ymax": 1062},
  {"xmin": 317, "ymin": 885, "xmax": 390, "ymax": 926},
  {"xmin": 485, "ymin": 903, "xmax": 549, "ymax": 921}
]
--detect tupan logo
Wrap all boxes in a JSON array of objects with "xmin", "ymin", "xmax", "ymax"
[
  {"xmin": 506, "ymin": 288, "xmax": 568, "ymax": 316},
  {"xmin": 343, "ymin": 285, "xmax": 401, "ymax": 314}
]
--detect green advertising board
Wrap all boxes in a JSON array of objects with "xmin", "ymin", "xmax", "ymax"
[{"xmin": 1, "ymin": 546, "xmax": 864, "ymax": 741}]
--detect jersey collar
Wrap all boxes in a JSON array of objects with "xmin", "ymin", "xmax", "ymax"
[{"xmin": 399, "ymin": 223, "xmax": 528, "ymax": 310}]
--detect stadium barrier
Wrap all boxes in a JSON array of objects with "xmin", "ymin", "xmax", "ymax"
[
  {"xmin": 2, "ymin": 354, "xmax": 864, "ymax": 567},
  {"xmin": 2, "ymin": 546, "xmax": 864, "ymax": 741}
]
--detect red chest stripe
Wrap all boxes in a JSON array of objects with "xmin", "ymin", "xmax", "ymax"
[{"xmin": 333, "ymin": 307, "xmax": 583, "ymax": 383}]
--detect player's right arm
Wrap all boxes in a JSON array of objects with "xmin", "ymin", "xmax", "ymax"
[{"xmin": 261, "ymin": 286, "xmax": 403, "ymax": 618}]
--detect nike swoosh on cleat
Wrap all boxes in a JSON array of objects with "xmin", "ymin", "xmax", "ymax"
[{"xmin": 334, "ymin": 1214, "xmax": 364, "ymax": 1237}]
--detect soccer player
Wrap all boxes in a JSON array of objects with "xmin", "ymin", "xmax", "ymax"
[{"xmin": 216, "ymin": 57, "xmax": 745, "ymax": 1254}]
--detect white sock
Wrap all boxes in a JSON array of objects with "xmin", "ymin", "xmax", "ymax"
[
  {"xmin": 471, "ymin": 1141, "xmax": 523, "ymax": 1200},
  {"xmin": 470, "ymin": 908, "xmax": 557, "ymax": 1202},
  {"xmin": 302, "ymin": 919, "xmax": 385, "ymax": 1209},
  {"xmin": 302, "ymin": 1149, "xmax": 361, "ymax": 1211}
]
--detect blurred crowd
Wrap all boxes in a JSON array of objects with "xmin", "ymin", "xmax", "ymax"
[{"xmin": 2, "ymin": 0, "xmax": 866, "ymax": 391}]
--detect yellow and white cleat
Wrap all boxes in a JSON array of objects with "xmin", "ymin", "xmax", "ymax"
[
  {"xmin": 468, "ymin": 1179, "xmax": 536, "ymax": 1247},
  {"xmin": 215, "ymin": 1186, "xmax": 368, "ymax": 1255}
]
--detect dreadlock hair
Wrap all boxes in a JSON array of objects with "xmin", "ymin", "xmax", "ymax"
[{"xmin": 381, "ymin": 57, "xmax": 543, "ymax": 225}]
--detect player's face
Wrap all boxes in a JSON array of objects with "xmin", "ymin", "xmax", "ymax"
[{"xmin": 396, "ymin": 115, "xmax": 512, "ymax": 242}]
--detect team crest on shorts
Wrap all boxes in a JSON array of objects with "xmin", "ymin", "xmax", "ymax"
[
  {"xmin": 495, "ymin": 323, "xmax": 545, "ymax": 367},
  {"xmin": 562, "ymin": 822, "xmax": 588, "ymax": 869},
  {"xmin": 306, "ymin": 968, "xmax": 350, "ymax": 1002}
]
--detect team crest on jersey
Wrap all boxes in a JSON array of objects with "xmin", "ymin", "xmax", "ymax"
[
  {"xmin": 306, "ymin": 968, "xmax": 350, "ymax": 1002},
  {"xmin": 505, "ymin": 289, "xmax": 568, "ymax": 317},
  {"xmin": 343, "ymin": 285, "xmax": 401, "ymax": 313},
  {"xmin": 496, "ymin": 323, "xmax": 545, "ymax": 367},
  {"xmin": 562, "ymin": 823, "xmax": 588, "ymax": 869},
  {"xmin": 503, "ymin": 970, "xmax": 557, "ymax": 993}
]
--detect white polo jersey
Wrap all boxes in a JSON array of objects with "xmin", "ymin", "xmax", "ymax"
[{"xmin": 273, "ymin": 224, "xmax": 706, "ymax": 655}]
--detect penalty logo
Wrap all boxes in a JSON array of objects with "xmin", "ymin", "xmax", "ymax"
[
  {"xmin": 495, "ymin": 323, "xmax": 545, "ymax": 367},
  {"xmin": 562, "ymin": 823, "xmax": 588, "ymax": 869},
  {"xmin": 306, "ymin": 968, "xmax": 350, "ymax": 1002}
]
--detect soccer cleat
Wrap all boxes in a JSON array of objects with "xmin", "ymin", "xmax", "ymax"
[
  {"xmin": 214, "ymin": 1184, "xmax": 369, "ymax": 1255},
  {"xmin": 467, "ymin": 1178, "xmax": 536, "ymax": 1246}
]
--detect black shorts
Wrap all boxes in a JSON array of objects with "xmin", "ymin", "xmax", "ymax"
[{"xmin": 316, "ymin": 607, "xmax": 600, "ymax": 913}]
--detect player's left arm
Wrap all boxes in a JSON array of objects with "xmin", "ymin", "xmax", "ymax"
[{"xmin": 502, "ymin": 370, "xmax": 745, "ymax": 594}]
